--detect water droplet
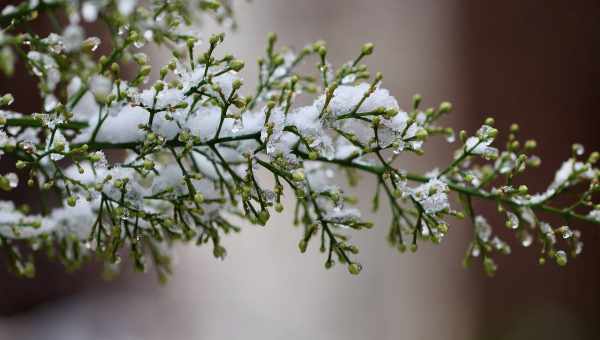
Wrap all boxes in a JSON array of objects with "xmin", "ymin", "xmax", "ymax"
[
  {"xmin": 505, "ymin": 211, "xmax": 519, "ymax": 229},
  {"xmin": 144, "ymin": 30, "xmax": 154, "ymax": 41},
  {"xmin": 475, "ymin": 215, "xmax": 492, "ymax": 242},
  {"xmin": 5, "ymin": 173, "xmax": 18, "ymax": 188},
  {"xmin": 519, "ymin": 230, "xmax": 533, "ymax": 247},
  {"xmin": 575, "ymin": 242, "xmax": 583, "ymax": 255},
  {"xmin": 558, "ymin": 225, "xmax": 573, "ymax": 239},
  {"xmin": 44, "ymin": 95, "xmax": 58, "ymax": 111},
  {"xmin": 572, "ymin": 143, "xmax": 584, "ymax": 156},
  {"xmin": 263, "ymin": 190, "xmax": 276, "ymax": 204},
  {"xmin": 85, "ymin": 36, "xmax": 101, "ymax": 51},
  {"xmin": 81, "ymin": 2, "xmax": 99, "ymax": 22},
  {"xmin": 471, "ymin": 244, "xmax": 481, "ymax": 257},
  {"xmin": 231, "ymin": 118, "xmax": 243, "ymax": 133},
  {"xmin": 118, "ymin": 25, "xmax": 129, "ymax": 36}
]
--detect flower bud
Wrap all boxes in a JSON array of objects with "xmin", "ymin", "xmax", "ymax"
[
  {"xmin": 194, "ymin": 193, "xmax": 205, "ymax": 204},
  {"xmin": 258, "ymin": 210, "xmax": 270, "ymax": 225},
  {"xmin": 517, "ymin": 185, "xmax": 528, "ymax": 195},
  {"xmin": 348, "ymin": 262, "xmax": 362, "ymax": 275},
  {"xmin": 361, "ymin": 43, "xmax": 374, "ymax": 56},
  {"xmin": 229, "ymin": 59, "xmax": 245, "ymax": 72},
  {"xmin": 298, "ymin": 240, "xmax": 308, "ymax": 253},
  {"xmin": 15, "ymin": 160, "xmax": 27, "ymax": 169},
  {"xmin": 143, "ymin": 159, "xmax": 155, "ymax": 170},
  {"xmin": 438, "ymin": 101, "xmax": 452, "ymax": 114},
  {"xmin": 67, "ymin": 196, "xmax": 77, "ymax": 207},
  {"xmin": 292, "ymin": 170, "xmax": 305, "ymax": 182},
  {"xmin": 555, "ymin": 250, "xmax": 568, "ymax": 266},
  {"xmin": 0, "ymin": 93, "xmax": 14, "ymax": 106}
]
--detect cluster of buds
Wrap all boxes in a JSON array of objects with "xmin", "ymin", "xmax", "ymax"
[{"xmin": 0, "ymin": 0, "xmax": 597, "ymax": 281}]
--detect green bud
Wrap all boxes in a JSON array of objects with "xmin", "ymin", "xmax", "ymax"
[
  {"xmin": 361, "ymin": 43, "xmax": 374, "ymax": 56},
  {"xmin": 114, "ymin": 179, "xmax": 125, "ymax": 189},
  {"xmin": 555, "ymin": 251, "xmax": 568, "ymax": 266},
  {"xmin": 232, "ymin": 79, "xmax": 243, "ymax": 90},
  {"xmin": 415, "ymin": 128, "xmax": 428, "ymax": 140},
  {"xmin": 438, "ymin": 101, "xmax": 452, "ymax": 114},
  {"xmin": 54, "ymin": 141, "xmax": 65, "ymax": 152},
  {"xmin": 459, "ymin": 130, "xmax": 467, "ymax": 143},
  {"xmin": 412, "ymin": 94, "xmax": 422, "ymax": 109},
  {"xmin": 588, "ymin": 151, "xmax": 599, "ymax": 164},
  {"xmin": 0, "ymin": 177, "xmax": 10, "ymax": 191},
  {"xmin": 89, "ymin": 153, "xmax": 101, "ymax": 162},
  {"xmin": 298, "ymin": 240, "xmax": 308, "ymax": 253},
  {"xmin": 67, "ymin": 196, "xmax": 77, "ymax": 207},
  {"xmin": 517, "ymin": 185, "xmax": 528, "ymax": 195},
  {"xmin": 143, "ymin": 159, "xmax": 155, "ymax": 170},
  {"xmin": 200, "ymin": 0, "xmax": 221, "ymax": 10},
  {"xmin": 153, "ymin": 81, "xmax": 165, "ymax": 92},
  {"xmin": 0, "ymin": 93, "xmax": 14, "ymax": 106},
  {"xmin": 348, "ymin": 262, "xmax": 362, "ymax": 275},
  {"xmin": 194, "ymin": 193, "xmax": 205, "ymax": 204},
  {"xmin": 316, "ymin": 45, "xmax": 327, "ymax": 57},
  {"xmin": 258, "ymin": 210, "xmax": 270, "ymax": 225},
  {"xmin": 292, "ymin": 170, "xmax": 305, "ymax": 182},
  {"xmin": 229, "ymin": 59, "xmax": 245, "ymax": 72},
  {"xmin": 524, "ymin": 139, "xmax": 537, "ymax": 150},
  {"xmin": 213, "ymin": 245, "xmax": 227, "ymax": 259},
  {"xmin": 267, "ymin": 32, "xmax": 277, "ymax": 46},
  {"xmin": 139, "ymin": 65, "xmax": 152, "ymax": 77},
  {"xmin": 483, "ymin": 257, "xmax": 497, "ymax": 276},
  {"xmin": 15, "ymin": 160, "xmax": 27, "ymax": 169}
]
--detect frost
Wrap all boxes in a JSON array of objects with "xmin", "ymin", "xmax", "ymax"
[
  {"xmin": 324, "ymin": 206, "xmax": 361, "ymax": 223},
  {"xmin": 505, "ymin": 211, "xmax": 519, "ymax": 230},
  {"xmin": 588, "ymin": 210, "xmax": 600, "ymax": 223},
  {"xmin": 82, "ymin": 2, "xmax": 100, "ymax": 22},
  {"xmin": 62, "ymin": 25, "xmax": 85, "ymax": 52},
  {"xmin": 474, "ymin": 215, "xmax": 492, "ymax": 242},
  {"xmin": 89, "ymin": 75, "xmax": 112, "ymax": 102},
  {"xmin": 411, "ymin": 178, "xmax": 450, "ymax": 214},
  {"xmin": 118, "ymin": 0, "xmax": 137, "ymax": 16},
  {"xmin": 549, "ymin": 159, "xmax": 596, "ymax": 191},
  {"xmin": 80, "ymin": 105, "xmax": 148, "ymax": 143},
  {"xmin": 322, "ymin": 83, "xmax": 399, "ymax": 117}
]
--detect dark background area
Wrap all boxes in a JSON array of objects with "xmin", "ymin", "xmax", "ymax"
[{"xmin": 462, "ymin": 1, "xmax": 600, "ymax": 339}]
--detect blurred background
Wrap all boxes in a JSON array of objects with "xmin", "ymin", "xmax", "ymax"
[{"xmin": 0, "ymin": 0, "xmax": 599, "ymax": 339}]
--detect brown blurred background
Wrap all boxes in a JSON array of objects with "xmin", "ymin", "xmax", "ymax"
[
  {"xmin": 463, "ymin": 2, "xmax": 600, "ymax": 339},
  {"xmin": 0, "ymin": 1, "xmax": 599, "ymax": 339}
]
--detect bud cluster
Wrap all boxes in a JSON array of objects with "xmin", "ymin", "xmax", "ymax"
[{"xmin": 0, "ymin": 0, "xmax": 597, "ymax": 280}]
